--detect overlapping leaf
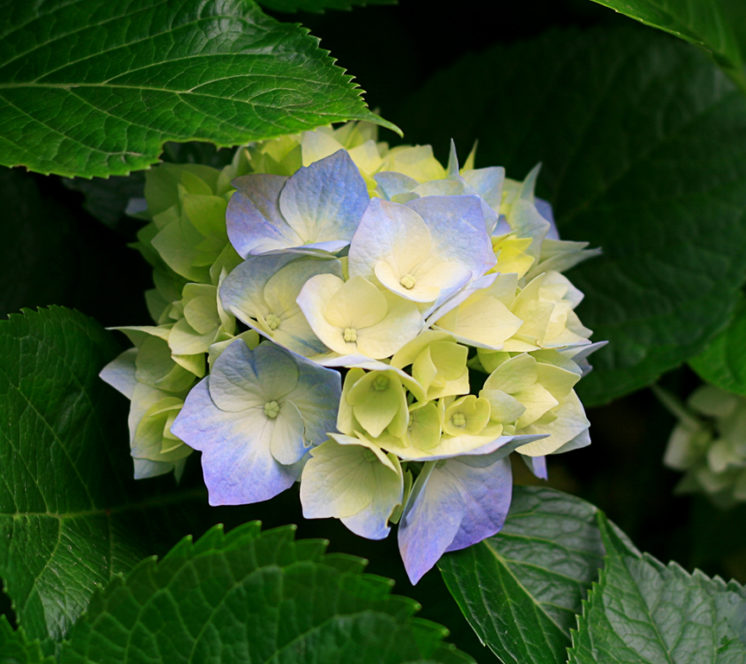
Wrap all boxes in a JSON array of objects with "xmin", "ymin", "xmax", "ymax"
[
  {"xmin": 568, "ymin": 514, "xmax": 746, "ymax": 663},
  {"xmin": 689, "ymin": 297, "xmax": 746, "ymax": 397},
  {"xmin": 437, "ymin": 487, "xmax": 606, "ymax": 664},
  {"xmin": 0, "ymin": 307, "xmax": 209, "ymax": 642},
  {"xmin": 587, "ymin": 0, "xmax": 746, "ymax": 89},
  {"xmin": 0, "ymin": 617, "xmax": 52, "ymax": 664},
  {"xmin": 258, "ymin": 0, "xmax": 396, "ymax": 12},
  {"xmin": 58, "ymin": 523, "xmax": 473, "ymax": 664},
  {"xmin": 396, "ymin": 26, "xmax": 746, "ymax": 405},
  {"xmin": 0, "ymin": 0, "xmax": 392, "ymax": 178}
]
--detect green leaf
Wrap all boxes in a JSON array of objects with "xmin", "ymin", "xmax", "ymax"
[
  {"xmin": 437, "ymin": 487, "xmax": 606, "ymax": 664},
  {"xmin": 567, "ymin": 513, "xmax": 746, "ymax": 663},
  {"xmin": 587, "ymin": 0, "xmax": 746, "ymax": 90},
  {"xmin": 0, "ymin": 307, "xmax": 210, "ymax": 642},
  {"xmin": 0, "ymin": 617, "xmax": 53, "ymax": 664},
  {"xmin": 258, "ymin": 0, "xmax": 396, "ymax": 13},
  {"xmin": 58, "ymin": 523, "xmax": 473, "ymax": 664},
  {"xmin": 719, "ymin": 0, "xmax": 746, "ymax": 60},
  {"xmin": 0, "ymin": 0, "xmax": 394, "ymax": 178},
  {"xmin": 396, "ymin": 26, "xmax": 746, "ymax": 405},
  {"xmin": 689, "ymin": 296, "xmax": 746, "ymax": 397}
]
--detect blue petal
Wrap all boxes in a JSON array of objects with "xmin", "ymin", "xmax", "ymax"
[
  {"xmin": 403, "ymin": 433, "xmax": 544, "ymax": 462},
  {"xmin": 522, "ymin": 454, "xmax": 548, "ymax": 480},
  {"xmin": 279, "ymin": 150, "xmax": 369, "ymax": 247},
  {"xmin": 220, "ymin": 252, "xmax": 298, "ymax": 319},
  {"xmin": 398, "ymin": 452, "xmax": 513, "ymax": 584},
  {"xmin": 374, "ymin": 171, "xmax": 419, "ymax": 200},
  {"xmin": 171, "ymin": 379, "xmax": 299, "ymax": 505},
  {"xmin": 535, "ymin": 197, "xmax": 558, "ymax": 239},
  {"xmin": 208, "ymin": 339, "xmax": 299, "ymax": 411},
  {"xmin": 343, "ymin": 507, "xmax": 392, "ymax": 540},
  {"xmin": 462, "ymin": 166, "xmax": 505, "ymax": 210},
  {"xmin": 397, "ymin": 464, "xmax": 461, "ymax": 584},
  {"xmin": 406, "ymin": 195, "xmax": 495, "ymax": 276},
  {"xmin": 286, "ymin": 353, "xmax": 342, "ymax": 446},
  {"xmin": 446, "ymin": 455, "xmax": 512, "ymax": 552},
  {"xmin": 226, "ymin": 174, "xmax": 299, "ymax": 257},
  {"xmin": 220, "ymin": 253, "xmax": 339, "ymax": 356},
  {"xmin": 552, "ymin": 428, "xmax": 591, "ymax": 455}
]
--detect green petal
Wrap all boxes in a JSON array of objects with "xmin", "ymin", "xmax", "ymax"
[{"xmin": 347, "ymin": 371, "xmax": 408, "ymax": 438}]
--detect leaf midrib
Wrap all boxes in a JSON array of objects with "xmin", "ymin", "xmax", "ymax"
[
  {"xmin": 483, "ymin": 541, "xmax": 565, "ymax": 635},
  {"xmin": 1, "ymin": 486, "xmax": 207, "ymax": 520}
]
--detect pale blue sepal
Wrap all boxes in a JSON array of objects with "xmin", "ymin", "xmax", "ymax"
[
  {"xmin": 563, "ymin": 340, "xmax": 608, "ymax": 376},
  {"xmin": 279, "ymin": 149, "xmax": 369, "ymax": 248},
  {"xmin": 207, "ymin": 340, "xmax": 341, "ymax": 448},
  {"xmin": 492, "ymin": 216, "xmax": 511, "ymax": 237},
  {"xmin": 462, "ymin": 166, "xmax": 505, "ymax": 210},
  {"xmin": 535, "ymin": 197, "xmax": 558, "ymax": 239},
  {"xmin": 400, "ymin": 433, "xmax": 543, "ymax": 463},
  {"xmin": 445, "ymin": 455, "xmax": 512, "ymax": 552},
  {"xmin": 220, "ymin": 253, "xmax": 298, "ymax": 316},
  {"xmin": 342, "ymin": 511, "xmax": 391, "ymax": 540},
  {"xmin": 522, "ymin": 454, "xmax": 548, "ymax": 480},
  {"xmin": 220, "ymin": 252, "xmax": 340, "ymax": 357},
  {"xmin": 171, "ymin": 379, "xmax": 299, "ymax": 505},
  {"xmin": 133, "ymin": 457, "xmax": 179, "ymax": 480},
  {"xmin": 284, "ymin": 356, "xmax": 343, "ymax": 447},
  {"xmin": 375, "ymin": 172, "xmax": 419, "ymax": 200},
  {"xmin": 208, "ymin": 339, "xmax": 298, "ymax": 412},
  {"xmin": 398, "ymin": 453, "xmax": 513, "ymax": 584},
  {"xmin": 461, "ymin": 167, "xmax": 504, "ymax": 234},
  {"xmin": 406, "ymin": 195, "xmax": 495, "ymax": 273},
  {"xmin": 397, "ymin": 463, "xmax": 460, "ymax": 584},
  {"xmin": 226, "ymin": 174, "xmax": 297, "ymax": 257},
  {"xmin": 551, "ymin": 428, "xmax": 591, "ymax": 455},
  {"xmin": 99, "ymin": 348, "xmax": 137, "ymax": 398}
]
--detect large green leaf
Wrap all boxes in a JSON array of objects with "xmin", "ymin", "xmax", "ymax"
[
  {"xmin": 0, "ymin": 307, "xmax": 209, "ymax": 642},
  {"xmin": 720, "ymin": 0, "xmax": 746, "ymax": 59},
  {"xmin": 0, "ymin": 617, "xmax": 52, "ymax": 664},
  {"xmin": 58, "ymin": 523, "xmax": 473, "ymax": 664},
  {"xmin": 587, "ymin": 0, "xmax": 746, "ymax": 89},
  {"xmin": 396, "ymin": 26, "xmax": 746, "ymax": 405},
  {"xmin": 258, "ymin": 0, "xmax": 396, "ymax": 12},
  {"xmin": 567, "ymin": 513, "xmax": 746, "ymax": 663},
  {"xmin": 437, "ymin": 487, "xmax": 605, "ymax": 664},
  {"xmin": 689, "ymin": 296, "xmax": 746, "ymax": 397},
  {"xmin": 0, "ymin": 0, "xmax": 392, "ymax": 178}
]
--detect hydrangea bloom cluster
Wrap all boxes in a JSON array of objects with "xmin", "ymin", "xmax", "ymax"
[
  {"xmin": 662, "ymin": 383, "xmax": 746, "ymax": 507},
  {"xmin": 102, "ymin": 122, "xmax": 602, "ymax": 583}
]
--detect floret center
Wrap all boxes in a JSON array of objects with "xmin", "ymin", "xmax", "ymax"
[
  {"xmin": 343, "ymin": 327, "xmax": 358, "ymax": 343},
  {"xmin": 450, "ymin": 412, "xmax": 467, "ymax": 428},
  {"xmin": 264, "ymin": 400, "xmax": 281, "ymax": 419},
  {"xmin": 265, "ymin": 313, "xmax": 281, "ymax": 330},
  {"xmin": 400, "ymin": 274, "xmax": 417, "ymax": 290}
]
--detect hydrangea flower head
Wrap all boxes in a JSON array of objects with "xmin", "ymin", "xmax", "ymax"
[
  {"xmin": 662, "ymin": 384, "xmax": 746, "ymax": 507},
  {"xmin": 103, "ymin": 123, "xmax": 603, "ymax": 584}
]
